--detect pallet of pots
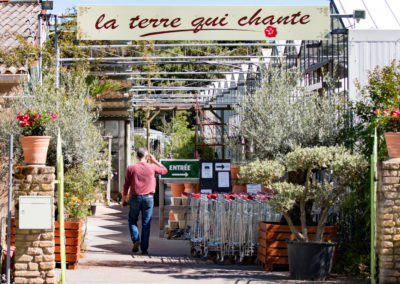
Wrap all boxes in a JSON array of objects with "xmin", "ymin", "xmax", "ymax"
[
  {"xmin": 167, "ymin": 195, "xmax": 189, "ymax": 237},
  {"xmin": 257, "ymin": 222, "xmax": 338, "ymax": 272},
  {"xmin": 55, "ymin": 219, "xmax": 82, "ymax": 269}
]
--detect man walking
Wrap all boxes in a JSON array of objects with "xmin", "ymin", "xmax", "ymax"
[{"xmin": 122, "ymin": 147, "xmax": 168, "ymax": 255}]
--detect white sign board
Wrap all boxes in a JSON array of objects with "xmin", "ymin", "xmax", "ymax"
[
  {"xmin": 246, "ymin": 184, "xmax": 262, "ymax": 194},
  {"xmin": 215, "ymin": 163, "xmax": 230, "ymax": 171},
  {"xmin": 202, "ymin": 163, "xmax": 213, "ymax": 179},
  {"xmin": 77, "ymin": 5, "xmax": 330, "ymax": 40}
]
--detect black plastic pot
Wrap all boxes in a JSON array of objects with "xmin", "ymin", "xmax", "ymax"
[
  {"xmin": 90, "ymin": 205, "xmax": 97, "ymax": 216},
  {"xmin": 287, "ymin": 240, "xmax": 336, "ymax": 281}
]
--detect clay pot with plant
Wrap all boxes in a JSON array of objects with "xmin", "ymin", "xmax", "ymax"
[
  {"xmin": 16, "ymin": 110, "xmax": 57, "ymax": 165},
  {"xmin": 372, "ymin": 108, "xmax": 400, "ymax": 158}
]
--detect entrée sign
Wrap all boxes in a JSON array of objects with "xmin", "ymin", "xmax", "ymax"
[{"xmin": 77, "ymin": 5, "xmax": 330, "ymax": 40}]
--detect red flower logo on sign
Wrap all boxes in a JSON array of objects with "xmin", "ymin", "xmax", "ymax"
[{"xmin": 264, "ymin": 26, "xmax": 277, "ymax": 38}]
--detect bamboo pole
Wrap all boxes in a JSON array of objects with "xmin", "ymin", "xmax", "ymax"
[{"xmin": 57, "ymin": 129, "xmax": 67, "ymax": 283}]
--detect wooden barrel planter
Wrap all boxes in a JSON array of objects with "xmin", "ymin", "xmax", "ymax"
[
  {"xmin": 55, "ymin": 219, "xmax": 82, "ymax": 269},
  {"xmin": 257, "ymin": 222, "xmax": 338, "ymax": 271}
]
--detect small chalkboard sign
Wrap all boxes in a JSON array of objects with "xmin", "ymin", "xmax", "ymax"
[{"xmin": 199, "ymin": 159, "xmax": 231, "ymax": 192}]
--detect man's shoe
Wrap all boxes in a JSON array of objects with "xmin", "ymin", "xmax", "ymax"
[
  {"xmin": 132, "ymin": 241, "xmax": 140, "ymax": 253},
  {"xmin": 141, "ymin": 251, "xmax": 148, "ymax": 255}
]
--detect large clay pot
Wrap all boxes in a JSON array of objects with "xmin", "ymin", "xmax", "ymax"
[
  {"xmin": 170, "ymin": 184, "xmax": 184, "ymax": 197},
  {"xmin": 19, "ymin": 136, "xmax": 51, "ymax": 165},
  {"xmin": 184, "ymin": 183, "xmax": 193, "ymax": 193},
  {"xmin": 385, "ymin": 132, "xmax": 400, "ymax": 158},
  {"xmin": 232, "ymin": 183, "xmax": 246, "ymax": 193},
  {"xmin": 231, "ymin": 164, "xmax": 240, "ymax": 180},
  {"xmin": 193, "ymin": 183, "xmax": 200, "ymax": 193}
]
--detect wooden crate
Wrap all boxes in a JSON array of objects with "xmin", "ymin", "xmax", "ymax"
[
  {"xmin": 257, "ymin": 222, "xmax": 338, "ymax": 271},
  {"xmin": 55, "ymin": 219, "xmax": 82, "ymax": 270},
  {"xmin": 10, "ymin": 218, "xmax": 82, "ymax": 270}
]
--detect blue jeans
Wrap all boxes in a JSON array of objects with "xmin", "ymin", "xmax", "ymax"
[{"xmin": 128, "ymin": 195, "xmax": 154, "ymax": 252}]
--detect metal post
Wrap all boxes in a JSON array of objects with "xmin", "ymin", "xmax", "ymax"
[
  {"xmin": 57, "ymin": 130, "xmax": 67, "ymax": 283},
  {"xmin": 107, "ymin": 136, "xmax": 112, "ymax": 205},
  {"xmin": 55, "ymin": 15, "xmax": 60, "ymax": 88},
  {"xmin": 159, "ymin": 178, "xmax": 165, "ymax": 237},
  {"xmin": 38, "ymin": 14, "xmax": 43, "ymax": 86},
  {"xmin": 221, "ymin": 110, "xmax": 225, "ymax": 159},
  {"xmin": 370, "ymin": 127, "xmax": 377, "ymax": 284},
  {"xmin": 6, "ymin": 135, "xmax": 13, "ymax": 284}
]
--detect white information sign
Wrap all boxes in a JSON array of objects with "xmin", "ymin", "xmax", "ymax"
[
  {"xmin": 215, "ymin": 163, "xmax": 230, "ymax": 171},
  {"xmin": 202, "ymin": 163, "xmax": 213, "ymax": 179},
  {"xmin": 218, "ymin": 172, "xmax": 230, "ymax": 188},
  {"xmin": 246, "ymin": 184, "xmax": 262, "ymax": 194},
  {"xmin": 77, "ymin": 5, "xmax": 330, "ymax": 40},
  {"xmin": 201, "ymin": 189, "xmax": 212, "ymax": 194}
]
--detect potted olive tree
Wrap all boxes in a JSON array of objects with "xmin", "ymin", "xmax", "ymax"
[{"xmin": 268, "ymin": 146, "xmax": 366, "ymax": 280}]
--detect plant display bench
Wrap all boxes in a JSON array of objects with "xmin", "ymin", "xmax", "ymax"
[
  {"xmin": 257, "ymin": 222, "xmax": 338, "ymax": 271},
  {"xmin": 55, "ymin": 219, "xmax": 82, "ymax": 270}
]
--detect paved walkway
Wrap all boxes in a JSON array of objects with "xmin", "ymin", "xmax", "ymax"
[{"xmin": 57, "ymin": 204, "xmax": 368, "ymax": 284}]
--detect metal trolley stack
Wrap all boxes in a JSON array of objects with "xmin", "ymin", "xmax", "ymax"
[{"xmin": 186, "ymin": 193, "xmax": 281, "ymax": 265}]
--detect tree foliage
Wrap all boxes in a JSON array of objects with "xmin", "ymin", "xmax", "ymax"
[
  {"xmin": 267, "ymin": 146, "xmax": 367, "ymax": 242},
  {"xmin": 234, "ymin": 65, "xmax": 346, "ymax": 160}
]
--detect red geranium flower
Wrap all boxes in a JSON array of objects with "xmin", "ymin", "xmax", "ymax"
[{"xmin": 264, "ymin": 26, "xmax": 277, "ymax": 38}]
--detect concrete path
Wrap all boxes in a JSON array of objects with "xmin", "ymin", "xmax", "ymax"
[{"xmin": 57, "ymin": 204, "xmax": 368, "ymax": 284}]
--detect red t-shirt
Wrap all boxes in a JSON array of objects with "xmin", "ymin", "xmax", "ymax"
[{"xmin": 123, "ymin": 162, "xmax": 168, "ymax": 196}]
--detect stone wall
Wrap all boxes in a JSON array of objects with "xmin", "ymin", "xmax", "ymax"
[
  {"xmin": 377, "ymin": 159, "xmax": 400, "ymax": 284},
  {"xmin": 13, "ymin": 166, "xmax": 56, "ymax": 284}
]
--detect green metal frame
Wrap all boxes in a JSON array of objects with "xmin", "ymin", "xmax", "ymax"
[
  {"xmin": 57, "ymin": 129, "xmax": 67, "ymax": 284},
  {"xmin": 370, "ymin": 127, "xmax": 377, "ymax": 284}
]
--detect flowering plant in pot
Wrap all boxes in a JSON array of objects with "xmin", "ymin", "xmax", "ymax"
[
  {"xmin": 267, "ymin": 146, "xmax": 367, "ymax": 280},
  {"xmin": 16, "ymin": 110, "xmax": 57, "ymax": 165},
  {"xmin": 371, "ymin": 108, "xmax": 400, "ymax": 158}
]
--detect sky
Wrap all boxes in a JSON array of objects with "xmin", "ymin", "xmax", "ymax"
[{"xmin": 53, "ymin": 0, "xmax": 330, "ymax": 14}]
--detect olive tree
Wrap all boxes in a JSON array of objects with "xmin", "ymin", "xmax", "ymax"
[{"xmin": 234, "ymin": 65, "xmax": 345, "ymax": 160}]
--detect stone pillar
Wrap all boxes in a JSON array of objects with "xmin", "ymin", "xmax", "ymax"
[
  {"xmin": 377, "ymin": 159, "xmax": 400, "ymax": 284},
  {"xmin": 13, "ymin": 166, "xmax": 56, "ymax": 284}
]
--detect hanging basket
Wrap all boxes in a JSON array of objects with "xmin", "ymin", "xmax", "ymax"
[
  {"xmin": 19, "ymin": 136, "xmax": 51, "ymax": 165},
  {"xmin": 384, "ymin": 132, "xmax": 400, "ymax": 158}
]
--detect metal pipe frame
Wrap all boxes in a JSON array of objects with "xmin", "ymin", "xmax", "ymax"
[
  {"xmin": 131, "ymin": 87, "xmax": 225, "ymax": 91},
  {"xmin": 67, "ymin": 42, "xmax": 299, "ymax": 49},
  {"xmin": 59, "ymin": 55, "xmax": 282, "ymax": 62},
  {"xmin": 62, "ymin": 60, "xmax": 274, "ymax": 66},
  {"xmin": 129, "ymin": 77, "xmax": 236, "ymax": 82},
  {"xmin": 92, "ymin": 71, "xmax": 259, "ymax": 76},
  {"xmin": 132, "ymin": 94, "xmax": 213, "ymax": 98}
]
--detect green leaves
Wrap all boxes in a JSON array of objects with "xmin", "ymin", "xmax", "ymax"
[
  {"xmin": 268, "ymin": 182, "xmax": 304, "ymax": 213},
  {"xmin": 238, "ymin": 159, "xmax": 284, "ymax": 186},
  {"xmin": 266, "ymin": 146, "xmax": 367, "ymax": 217},
  {"xmin": 234, "ymin": 65, "xmax": 345, "ymax": 160}
]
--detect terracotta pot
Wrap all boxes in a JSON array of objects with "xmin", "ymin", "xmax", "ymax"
[
  {"xmin": 385, "ymin": 132, "xmax": 400, "ymax": 158},
  {"xmin": 170, "ymin": 184, "xmax": 184, "ymax": 197},
  {"xmin": 232, "ymin": 183, "xmax": 246, "ymax": 193},
  {"xmin": 19, "ymin": 136, "xmax": 51, "ymax": 165},
  {"xmin": 261, "ymin": 185, "xmax": 269, "ymax": 193},
  {"xmin": 231, "ymin": 164, "xmax": 240, "ymax": 180},
  {"xmin": 193, "ymin": 183, "xmax": 200, "ymax": 193},
  {"xmin": 184, "ymin": 183, "xmax": 193, "ymax": 193}
]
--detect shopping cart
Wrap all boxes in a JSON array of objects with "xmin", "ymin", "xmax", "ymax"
[{"xmin": 188, "ymin": 192, "xmax": 282, "ymax": 265}]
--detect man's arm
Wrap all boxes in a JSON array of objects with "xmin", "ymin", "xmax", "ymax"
[
  {"xmin": 121, "ymin": 167, "xmax": 132, "ymax": 207},
  {"xmin": 148, "ymin": 154, "xmax": 168, "ymax": 175}
]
